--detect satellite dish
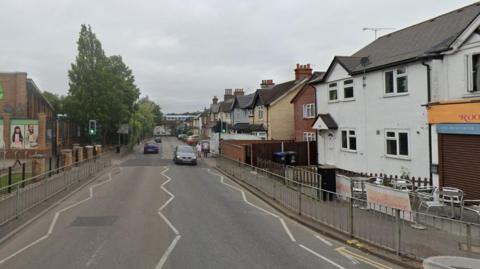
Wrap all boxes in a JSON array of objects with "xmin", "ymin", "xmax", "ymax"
[{"xmin": 360, "ymin": 56, "xmax": 371, "ymax": 67}]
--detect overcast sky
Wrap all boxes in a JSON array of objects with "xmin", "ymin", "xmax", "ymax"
[{"xmin": 0, "ymin": 0, "xmax": 477, "ymax": 113}]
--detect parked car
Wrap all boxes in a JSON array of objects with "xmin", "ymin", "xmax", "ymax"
[
  {"xmin": 178, "ymin": 134, "xmax": 187, "ymax": 141},
  {"xmin": 173, "ymin": 145, "xmax": 197, "ymax": 165},
  {"xmin": 186, "ymin": 135, "xmax": 199, "ymax": 145},
  {"xmin": 144, "ymin": 142, "xmax": 159, "ymax": 154},
  {"xmin": 154, "ymin": 136, "xmax": 162, "ymax": 143}
]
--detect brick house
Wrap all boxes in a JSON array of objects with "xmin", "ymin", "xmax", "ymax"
[
  {"xmin": 0, "ymin": 72, "xmax": 54, "ymax": 157},
  {"xmin": 290, "ymin": 70, "xmax": 325, "ymax": 141},
  {"xmin": 249, "ymin": 64, "xmax": 312, "ymax": 140}
]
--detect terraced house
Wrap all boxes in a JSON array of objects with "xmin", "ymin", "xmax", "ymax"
[{"xmin": 250, "ymin": 64, "xmax": 313, "ymax": 140}]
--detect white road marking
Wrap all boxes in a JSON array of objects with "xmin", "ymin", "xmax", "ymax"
[
  {"xmin": 205, "ymin": 168, "xmax": 296, "ymax": 242},
  {"xmin": 0, "ymin": 173, "xmax": 114, "ymax": 264},
  {"xmin": 315, "ymin": 234, "xmax": 333, "ymax": 247},
  {"xmin": 280, "ymin": 218, "xmax": 296, "ymax": 242},
  {"xmin": 155, "ymin": 167, "xmax": 181, "ymax": 269},
  {"xmin": 155, "ymin": 235, "xmax": 181, "ymax": 269},
  {"xmin": 86, "ymin": 240, "xmax": 106, "ymax": 267},
  {"xmin": 299, "ymin": 244, "xmax": 347, "ymax": 269}
]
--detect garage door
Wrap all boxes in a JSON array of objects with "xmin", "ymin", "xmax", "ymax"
[{"xmin": 439, "ymin": 134, "xmax": 480, "ymax": 199}]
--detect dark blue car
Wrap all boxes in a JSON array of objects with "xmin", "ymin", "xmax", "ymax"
[{"xmin": 144, "ymin": 142, "xmax": 159, "ymax": 154}]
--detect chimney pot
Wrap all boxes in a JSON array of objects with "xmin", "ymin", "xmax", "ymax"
[{"xmin": 294, "ymin": 63, "xmax": 313, "ymax": 80}]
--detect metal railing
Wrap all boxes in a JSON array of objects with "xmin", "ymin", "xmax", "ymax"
[
  {"xmin": 0, "ymin": 154, "xmax": 111, "ymax": 226},
  {"xmin": 217, "ymin": 155, "xmax": 480, "ymax": 260}
]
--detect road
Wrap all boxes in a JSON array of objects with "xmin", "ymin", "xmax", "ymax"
[{"xmin": 0, "ymin": 137, "xmax": 401, "ymax": 269}]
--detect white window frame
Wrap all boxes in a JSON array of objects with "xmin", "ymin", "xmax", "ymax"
[
  {"xmin": 257, "ymin": 106, "xmax": 264, "ymax": 120},
  {"xmin": 466, "ymin": 54, "xmax": 480, "ymax": 93},
  {"xmin": 248, "ymin": 109, "xmax": 254, "ymax": 117},
  {"xmin": 328, "ymin": 83, "xmax": 338, "ymax": 102},
  {"xmin": 340, "ymin": 129, "xmax": 357, "ymax": 152},
  {"xmin": 303, "ymin": 103, "xmax": 315, "ymax": 118},
  {"xmin": 303, "ymin": 132, "xmax": 316, "ymax": 141},
  {"xmin": 384, "ymin": 129, "xmax": 410, "ymax": 159},
  {"xmin": 343, "ymin": 79, "xmax": 355, "ymax": 100},
  {"xmin": 384, "ymin": 67, "xmax": 408, "ymax": 96}
]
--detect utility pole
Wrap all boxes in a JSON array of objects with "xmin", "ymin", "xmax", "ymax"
[{"xmin": 362, "ymin": 27, "xmax": 395, "ymax": 39}]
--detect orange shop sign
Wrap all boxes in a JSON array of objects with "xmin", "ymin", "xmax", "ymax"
[{"xmin": 428, "ymin": 102, "xmax": 480, "ymax": 124}]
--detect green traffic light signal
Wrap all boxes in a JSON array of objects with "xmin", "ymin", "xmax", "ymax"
[{"xmin": 89, "ymin": 120, "xmax": 97, "ymax": 136}]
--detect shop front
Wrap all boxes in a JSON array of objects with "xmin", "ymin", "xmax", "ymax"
[{"xmin": 428, "ymin": 101, "xmax": 480, "ymax": 199}]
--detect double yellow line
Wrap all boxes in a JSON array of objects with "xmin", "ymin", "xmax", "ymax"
[{"xmin": 336, "ymin": 247, "xmax": 392, "ymax": 269}]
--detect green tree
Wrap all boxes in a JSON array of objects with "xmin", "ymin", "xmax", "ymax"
[
  {"xmin": 66, "ymin": 24, "xmax": 140, "ymax": 144},
  {"xmin": 43, "ymin": 91, "xmax": 65, "ymax": 115}
]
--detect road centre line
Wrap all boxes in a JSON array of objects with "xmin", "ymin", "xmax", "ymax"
[
  {"xmin": 0, "ymin": 173, "xmax": 114, "ymax": 265},
  {"xmin": 155, "ymin": 167, "xmax": 181, "ymax": 269},
  {"xmin": 205, "ymin": 168, "xmax": 296, "ymax": 242},
  {"xmin": 299, "ymin": 244, "xmax": 347, "ymax": 269},
  {"xmin": 336, "ymin": 247, "xmax": 392, "ymax": 269},
  {"xmin": 155, "ymin": 235, "xmax": 181, "ymax": 269}
]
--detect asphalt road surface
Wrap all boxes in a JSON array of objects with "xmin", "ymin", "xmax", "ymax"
[{"xmin": 0, "ymin": 137, "xmax": 401, "ymax": 269}]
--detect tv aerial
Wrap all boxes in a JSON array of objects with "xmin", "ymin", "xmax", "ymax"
[{"xmin": 363, "ymin": 27, "xmax": 395, "ymax": 39}]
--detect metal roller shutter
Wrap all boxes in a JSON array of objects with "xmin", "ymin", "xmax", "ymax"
[{"xmin": 439, "ymin": 134, "xmax": 480, "ymax": 199}]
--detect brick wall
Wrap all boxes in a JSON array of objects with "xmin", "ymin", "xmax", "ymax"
[{"xmin": 293, "ymin": 85, "xmax": 316, "ymax": 141}]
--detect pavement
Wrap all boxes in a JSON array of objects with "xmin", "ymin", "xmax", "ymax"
[{"xmin": 0, "ymin": 137, "xmax": 401, "ymax": 269}]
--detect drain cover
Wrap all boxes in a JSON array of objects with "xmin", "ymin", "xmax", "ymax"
[{"xmin": 70, "ymin": 216, "xmax": 117, "ymax": 227}]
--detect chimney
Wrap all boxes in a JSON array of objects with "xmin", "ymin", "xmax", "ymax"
[
  {"xmin": 212, "ymin": 96, "xmax": 218, "ymax": 104},
  {"xmin": 260, "ymin": 79, "xmax": 275, "ymax": 89},
  {"xmin": 224, "ymin": 89, "xmax": 234, "ymax": 101},
  {"xmin": 295, "ymin": 63, "xmax": 312, "ymax": 80},
  {"xmin": 234, "ymin": 89, "xmax": 244, "ymax": 97}
]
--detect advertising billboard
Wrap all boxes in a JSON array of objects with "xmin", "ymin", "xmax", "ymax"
[{"xmin": 10, "ymin": 119, "xmax": 39, "ymax": 149}]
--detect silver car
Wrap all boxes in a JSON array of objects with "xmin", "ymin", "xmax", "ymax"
[{"xmin": 173, "ymin": 145, "xmax": 197, "ymax": 165}]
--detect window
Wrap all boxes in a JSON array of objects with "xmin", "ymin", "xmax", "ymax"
[
  {"xmin": 384, "ymin": 68, "xmax": 408, "ymax": 94},
  {"xmin": 343, "ymin": 79, "xmax": 354, "ymax": 99},
  {"xmin": 329, "ymin": 83, "xmax": 338, "ymax": 101},
  {"xmin": 385, "ymin": 130, "xmax": 409, "ymax": 158},
  {"xmin": 341, "ymin": 129, "xmax": 357, "ymax": 151},
  {"xmin": 303, "ymin": 132, "xmax": 316, "ymax": 141},
  {"xmin": 303, "ymin": 103, "xmax": 315, "ymax": 118},
  {"xmin": 257, "ymin": 106, "xmax": 264, "ymax": 120},
  {"xmin": 248, "ymin": 109, "xmax": 254, "ymax": 117},
  {"xmin": 467, "ymin": 54, "xmax": 480, "ymax": 92}
]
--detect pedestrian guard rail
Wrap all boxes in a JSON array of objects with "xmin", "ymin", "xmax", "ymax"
[
  {"xmin": 217, "ymin": 155, "xmax": 480, "ymax": 261},
  {"xmin": 0, "ymin": 154, "xmax": 111, "ymax": 227}
]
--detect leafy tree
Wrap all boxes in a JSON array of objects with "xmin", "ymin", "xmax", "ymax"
[
  {"xmin": 43, "ymin": 91, "xmax": 65, "ymax": 115},
  {"xmin": 66, "ymin": 24, "xmax": 141, "ymax": 144}
]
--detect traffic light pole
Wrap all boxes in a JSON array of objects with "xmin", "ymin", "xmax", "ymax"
[{"xmin": 218, "ymin": 117, "xmax": 222, "ymax": 155}]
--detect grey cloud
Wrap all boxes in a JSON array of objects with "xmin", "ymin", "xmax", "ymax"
[{"xmin": 0, "ymin": 0, "xmax": 476, "ymax": 112}]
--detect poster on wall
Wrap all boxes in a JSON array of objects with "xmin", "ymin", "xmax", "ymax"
[{"xmin": 10, "ymin": 119, "xmax": 39, "ymax": 149}]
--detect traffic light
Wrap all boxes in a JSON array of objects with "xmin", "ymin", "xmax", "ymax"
[{"xmin": 88, "ymin": 120, "xmax": 97, "ymax": 135}]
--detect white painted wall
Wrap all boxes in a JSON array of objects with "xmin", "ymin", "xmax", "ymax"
[
  {"xmin": 432, "ymin": 32, "xmax": 480, "ymax": 102},
  {"xmin": 315, "ymin": 62, "xmax": 430, "ymax": 179}
]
